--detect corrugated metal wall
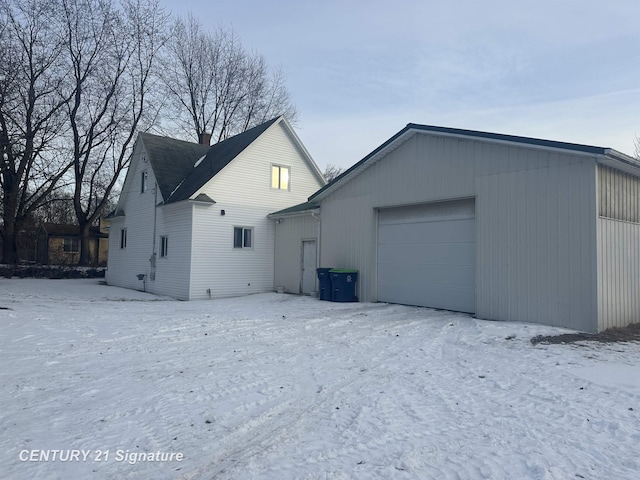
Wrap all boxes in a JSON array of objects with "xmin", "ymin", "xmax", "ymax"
[
  {"xmin": 598, "ymin": 165, "xmax": 640, "ymax": 222},
  {"xmin": 274, "ymin": 215, "xmax": 318, "ymax": 293},
  {"xmin": 597, "ymin": 165, "xmax": 640, "ymax": 330},
  {"xmin": 476, "ymin": 160, "xmax": 597, "ymax": 331},
  {"xmin": 320, "ymin": 132, "xmax": 600, "ymax": 331}
]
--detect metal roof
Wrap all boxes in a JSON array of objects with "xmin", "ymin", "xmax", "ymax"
[{"xmin": 309, "ymin": 123, "xmax": 637, "ymax": 202}]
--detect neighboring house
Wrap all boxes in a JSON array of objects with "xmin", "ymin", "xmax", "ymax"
[
  {"xmin": 273, "ymin": 123, "xmax": 640, "ymax": 333},
  {"xmin": 106, "ymin": 116, "xmax": 325, "ymax": 299},
  {"xmin": 36, "ymin": 220, "xmax": 110, "ymax": 266}
]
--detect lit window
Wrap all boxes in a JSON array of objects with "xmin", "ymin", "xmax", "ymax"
[
  {"xmin": 233, "ymin": 227, "xmax": 253, "ymax": 249},
  {"xmin": 271, "ymin": 165, "xmax": 290, "ymax": 190},
  {"xmin": 141, "ymin": 171, "xmax": 147, "ymax": 193},
  {"xmin": 160, "ymin": 236, "xmax": 168, "ymax": 257},
  {"xmin": 120, "ymin": 229, "xmax": 127, "ymax": 249},
  {"xmin": 63, "ymin": 238, "xmax": 79, "ymax": 253}
]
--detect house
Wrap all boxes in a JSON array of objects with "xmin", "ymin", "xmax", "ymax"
[
  {"xmin": 272, "ymin": 123, "xmax": 640, "ymax": 333},
  {"xmin": 106, "ymin": 116, "xmax": 325, "ymax": 299},
  {"xmin": 36, "ymin": 220, "xmax": 109, "ymax": 266}
]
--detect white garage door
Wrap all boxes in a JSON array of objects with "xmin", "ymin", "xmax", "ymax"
[{"xmin": 377, "ymin": 199, "xmax": 476, "ymax": 313}]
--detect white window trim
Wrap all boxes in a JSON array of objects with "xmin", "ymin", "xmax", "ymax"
[
  {"xmin": 160, "ymin": 236, "xmax": 168, "ymax": 257},
  {"xmin": 141, "ymin": 171, "xmax": 148, "ymax": 193},
  {"xmin": 233, "ymin": 226, "xmax": 254, "ymax": 249},
  {"xmin": 271, "ymin": 164, "xmax": 291, "ymax": 191}
]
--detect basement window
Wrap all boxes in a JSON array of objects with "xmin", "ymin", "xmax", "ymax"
[
  {"xmin": 233, "ymin": 227, "xmax": 253, "ymax": 249},
  {"xmin": 160, "ymin": 236, "xmax": 168, "ymax": 257},
  {"xmin": 63, "ymin": 238, "xmax": 79, "ymax": 253},
  {"xmin": 271, "ymin": 165, "xmax": 290, "ymax": 190}
]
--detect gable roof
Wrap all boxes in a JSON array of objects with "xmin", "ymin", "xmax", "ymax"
[
  {"xmin": 139, "ymin": 132, "xmax": 211, "ymax": 201},
  {"xmin": 166, "ymin": 117, "xmax": 279, "ymax": 203},
  {"xmin": 309, "ymin": 123, "xmax": 640, "ymax": 202}
]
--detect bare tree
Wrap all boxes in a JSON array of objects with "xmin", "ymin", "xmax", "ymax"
[
  {"xmin": 161, "ymin": 16, "xmax": 298, "ymax": 143},
  {"xmin": 61, "ymin": 0, "xmax": 168, "ymax": 265},
  {"xmin": 323, "ymin": 164, "xmax": 344, "ymax": 183},
  {"xmin": 0, "ymin": 0, "xmax": 73, "ymax": 265}
]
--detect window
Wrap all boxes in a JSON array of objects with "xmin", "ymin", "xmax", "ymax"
[
  {"xmin": 141, "ymin": 171, "xmax": 147, "ymax": 193},
  {"xmin": 160, "ymin": 236, "xmax": 168, "ymax": 257},
  {"xmin": 233, "ymin": 227, "xmax": 253, "ymax": 249},
  {"xmin": 63, "ymin": 237, "xmax": 79, "ymax": 253},
  {"xmin": 120, "ymin": 229, "xmax": 127, "ymax": 249},
  {"xmin": 271, "ymin": 165, "xmax": 290, "ymax": 190}
]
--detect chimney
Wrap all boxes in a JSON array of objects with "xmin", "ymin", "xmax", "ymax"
[{"xmin": 198, "ymin": 132, "xmax": 211, "ymax": 146}]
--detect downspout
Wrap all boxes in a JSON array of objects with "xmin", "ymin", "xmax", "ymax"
[{"xmin": 149, "ymin": 182, "xmax": 158, "ymax": 281}]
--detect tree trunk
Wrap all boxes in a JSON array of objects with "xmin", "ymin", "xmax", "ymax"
[
  {"xmin": 78, "ymin": 221, "xmax": 91, "ymax": 266},
  {"xmin": 2, "ymin": 170, "xmax": 18, "ymax": 266}
]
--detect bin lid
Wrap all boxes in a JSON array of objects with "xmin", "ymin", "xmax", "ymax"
[{"xmin": 329, "ymin": 269, "xmax": 359, "ymax": 273}]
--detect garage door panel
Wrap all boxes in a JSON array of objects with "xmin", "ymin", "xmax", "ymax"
[
  {"xmin": 378, "ymin": 242, "xmax": 475, "ymax": 266},
  {"xmin": 377, "ymin": 281, "xmax": 475, "ymax": 313},
  {"xmin": 377, "ymin": 199, "xmax": 476, "ymax": 314},
  {"xmin": 378, "ymin": 200, "xmax": 474, "ymax": 224},
  {"xmin": 378, "ymin": 263, "xmax": 475, "ymax": 289},
  {"xmin": 378, "ymin": 219, "xmax": 474, "ymax": 245}
]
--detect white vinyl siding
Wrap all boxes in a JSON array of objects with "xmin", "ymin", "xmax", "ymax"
[
  {"xmin": 188, "ymin": 121, "xmax": 324, "ymax": 299},
  {"xmin": 151, "ymin": 202, "xmax": 193, "ymax": 300},
  {"xmin": 106, "ymin": 142, "xmax": 159, "ymax": 291}
]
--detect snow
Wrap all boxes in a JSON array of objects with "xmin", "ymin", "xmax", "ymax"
[{"xmin": 1, "ymin": 279, "xmax": 639, "ymax": 480}]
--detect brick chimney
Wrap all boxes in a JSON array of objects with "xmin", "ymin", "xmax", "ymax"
[{"xmin": 198, "ymin": 132, "xmax": 211, "ymax": 146}]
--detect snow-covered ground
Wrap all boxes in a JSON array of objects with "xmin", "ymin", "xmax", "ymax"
[{"xmin": 1, "ymin": 279, "xmax": 639, "ymax": 480}]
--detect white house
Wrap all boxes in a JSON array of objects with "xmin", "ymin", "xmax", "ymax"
[
  {"xmin": 106, "ymin": 117, "xmax": 325, "ymax": 300},
  {"xmin": 273, "ymin": 123, "xmax": 640, "ymax": 333}
]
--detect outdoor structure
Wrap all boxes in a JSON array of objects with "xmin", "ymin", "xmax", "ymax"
[
  {"xmin": 276, "ymin": 123, "xmax": 640, "ymax": 333},
  {"xmin": 106, "ymin": 116, "xmax": 325, "ymax": 299},
  {"xmin": 36, "ymin": 220, "xmax": 109, "ymax": 266}
]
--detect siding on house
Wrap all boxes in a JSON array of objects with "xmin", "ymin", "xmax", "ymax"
[
  {"xmin": 189, "ymin": 122, "xmax": 324, "ymax": 299},
  {"xmin": 274, "ymin": 214, "xmax": 319, "ymax": 293},
  {"xmin": 106, "ymin": 143, "xmax": 162, "ymax": 291},
  {"xmin": 597, "ymin": 165, "xmax": 640, "ymax": 330},
  {"xmin": 319, "ymin": 131, "xmax": 600, "ymax": 331},
  {"xmin": 150, "ymin": 201, "xmax": 193, "ymax": 300}
]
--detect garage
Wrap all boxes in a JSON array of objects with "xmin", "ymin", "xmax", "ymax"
[{"xmin": 377, "ymin": 199, "xmax": 476, "ymax": 313}]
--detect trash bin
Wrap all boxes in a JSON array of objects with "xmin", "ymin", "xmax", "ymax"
[
  {"xmin": 316, "ymin": 267, "xmax": 334, "ymax": 301},
  {"xmin": 329, "ymin": 269, "xmax": 358, "ymax": 302}
]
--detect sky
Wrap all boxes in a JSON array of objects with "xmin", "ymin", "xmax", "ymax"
[{"xmin": 164, "ymin": 0, "xmax": 640, "ymax": 171}]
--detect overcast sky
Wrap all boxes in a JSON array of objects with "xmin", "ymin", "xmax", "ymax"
[{"xmin": 165, "ymin": 0, "xmax": 640, "ymax": 170}]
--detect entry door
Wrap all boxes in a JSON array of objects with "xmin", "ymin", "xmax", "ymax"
[{"xmin": 301, "ymin": 240, "xmax": 317, "ymax": 294}]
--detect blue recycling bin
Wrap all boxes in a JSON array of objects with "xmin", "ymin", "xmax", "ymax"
[
  {"xmin": 329, "ymin": 269, "xmax": 359, "ymax": 302},
  {"xmin": 316, "ymin": 267, "xmax": 334, "ymax": 301}
]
